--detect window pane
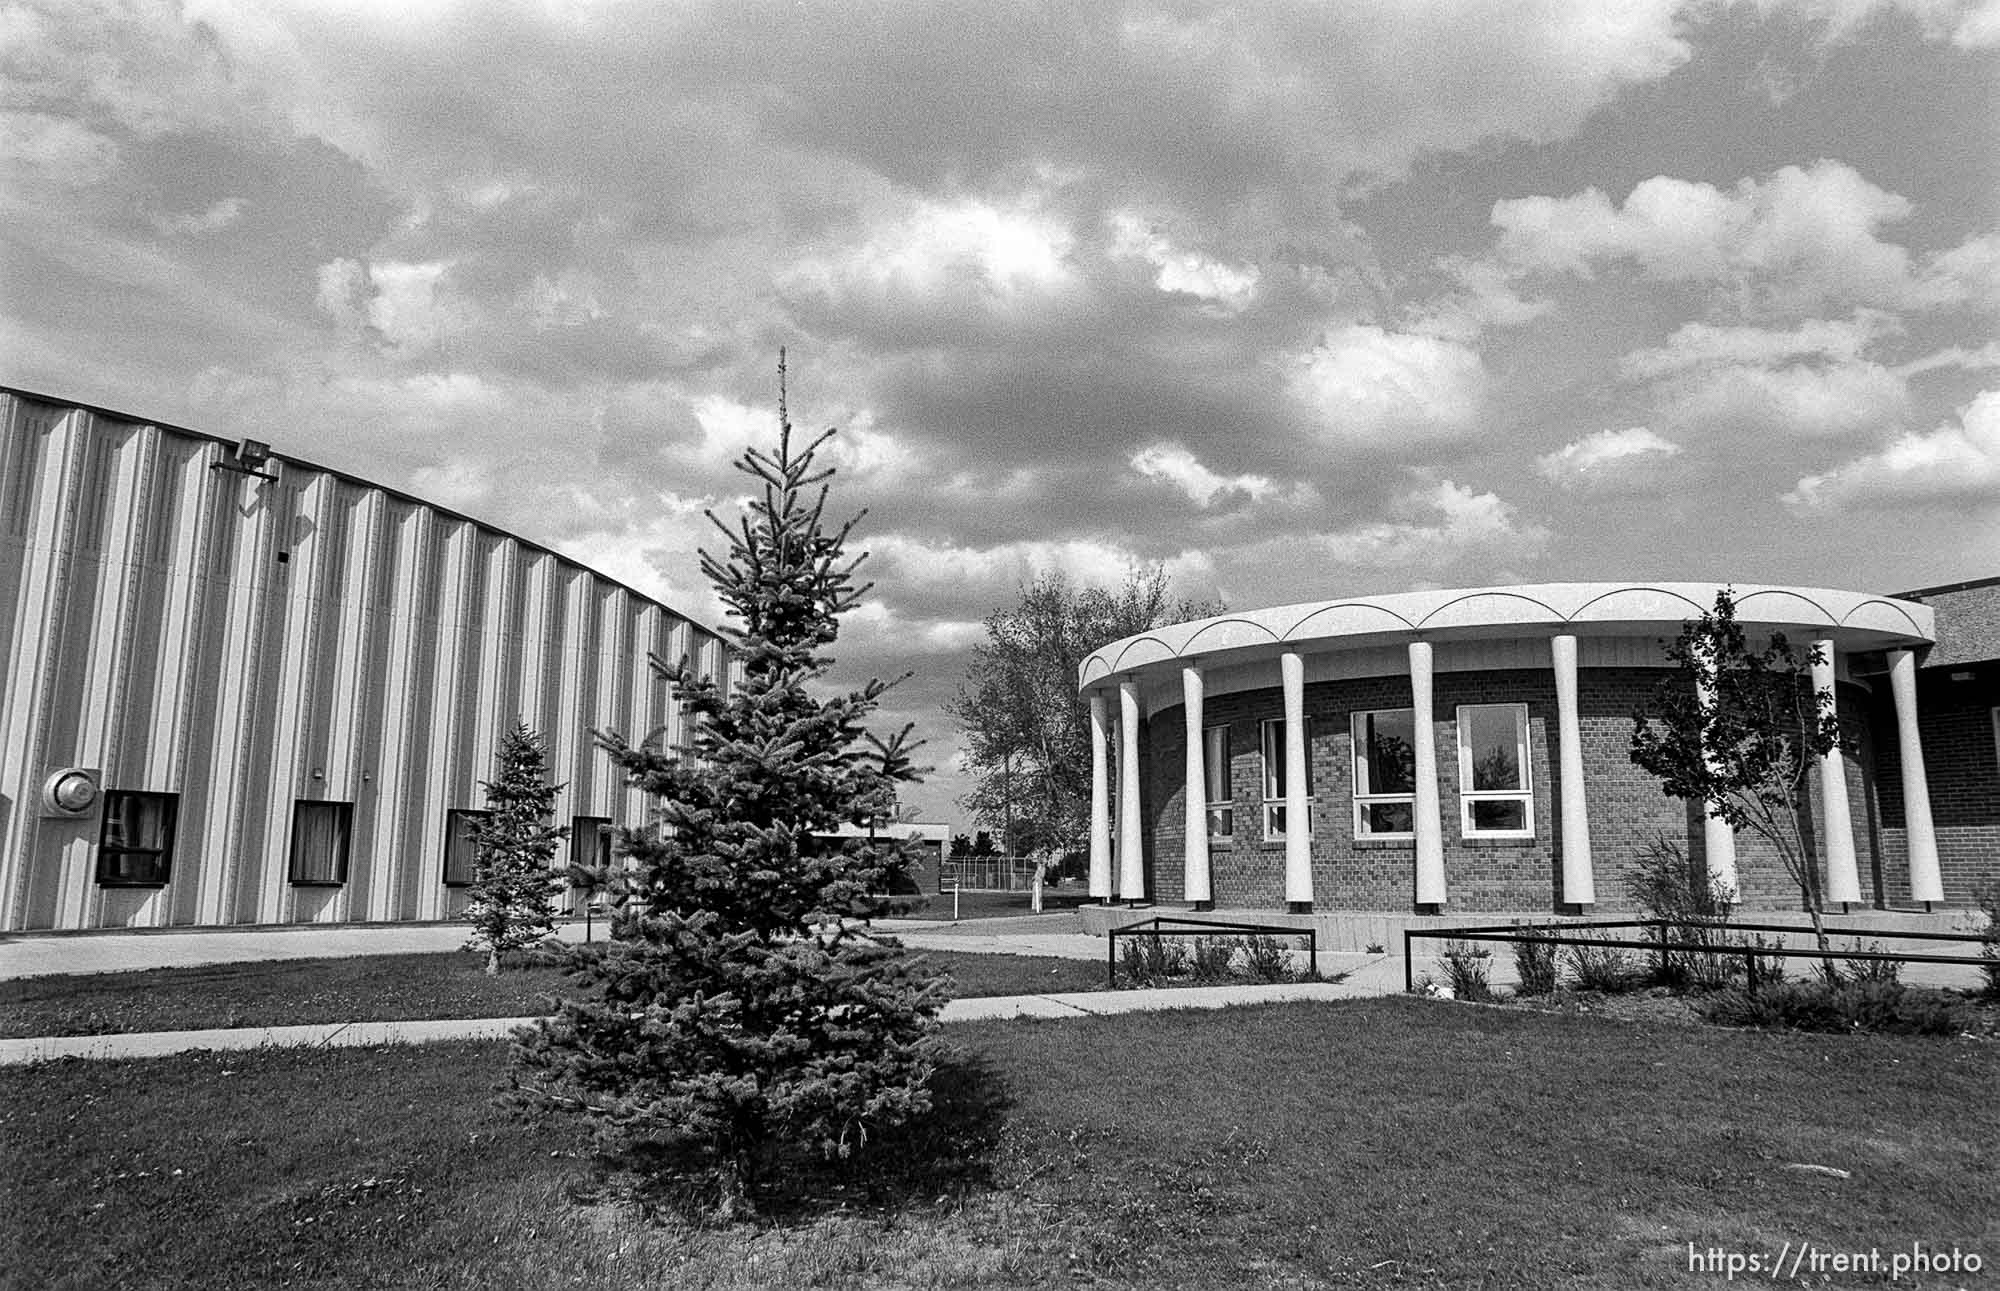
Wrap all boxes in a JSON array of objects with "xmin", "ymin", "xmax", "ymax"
[
  {"xmin": 1262, "ymin": 721, "xmax": 1284, "ymax": 799},
  {"xmin": 1463, "ymin": 705, "xmax": 1526, "ymax": 791},
  {"xmin": 1471, "ymin": 799, "xmax": 1527, "ymax": 831},
  {"xmin": 1207, "ymin": 804, "xmax": 1233, "ymax": 838},
  {"xmin": 1359, "ymin": 710, "xmax": 1415, "ymax": 795},
  {"xmin": 290, "ymin": 802, "xmax": 352, "ymax": 884},
  {"xmin": 1364, "ymin": 801, "xmax": 1415, "ymax": 834},
  {"xmin": 1203, "ymin": 727, "xmax": 1229, "ymax": 802},
  {"xmin": 444, "ymin": 810, "xmax": 485, "ymax": 886}
]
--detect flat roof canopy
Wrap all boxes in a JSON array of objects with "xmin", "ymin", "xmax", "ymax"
[{"xmin": 1078, "ymin": 582, "xmax": 1935, "ymax": 692}]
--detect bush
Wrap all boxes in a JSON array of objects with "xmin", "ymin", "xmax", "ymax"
[
  {"xmin": 1511, "ymin": 924, "xmax": 1560, "ymax": 996},
  {"xmin": 1700, "ymin": 979, "xmax": 1969, "ymax": 1036},
  {"xmin": 1241, "ymin": 934, "xmax": 1295, "ymax": 984},
  {"xmin": 1118, "ymin": 934, "xmax": 1189, "ymax": 985},
  {"xmin": 1971, "ymin": 882, "xmax": 2000, "ymax": 1001},
  {"xmin": 1835, "ymin": 939, "xmax": 1902, "ymax": 986},
  {"xmin": 1441, "ymin": 939, "xmax": 1496, "ymax": 1002},
  {"xmin": 1566, "ymin": 936, "xmax": 1641, "ymax": 993},
  {"xmin": 1625, "ymin": 833, "xmax": 1738, "ymax": 990},
  {"xmin": 1188, "ymin": 936, "xmax": 1235, "ymax": 982}
]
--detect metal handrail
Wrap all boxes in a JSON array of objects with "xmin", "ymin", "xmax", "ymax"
[
  {"xmin": 1108, "ymin": 916, "xmax": 1319, "ymax": 989},
  {"xmin": 1403, "ymin": 917, "xmax": 1991, "ymax": 993}
]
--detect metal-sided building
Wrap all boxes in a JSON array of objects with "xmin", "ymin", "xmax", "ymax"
[{"xmin": 1, "ymin": 388, "xmax": 735, "ymax": 933}]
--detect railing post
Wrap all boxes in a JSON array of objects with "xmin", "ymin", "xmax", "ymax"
[
  {"xmin": 1744, "ymin": 946, "xmax": 1757, "ymax": 993},
  {"xmin": 1108, "ymin": 928, "xmax": 1118, "ymax": 989},
  {"xmin": 1404, "ymin": 929, "xmax": 1415, "ymax": 994},
  {"xmin": 1307, "ymin": 926, "xmax": 1318, "ymax": 980}
]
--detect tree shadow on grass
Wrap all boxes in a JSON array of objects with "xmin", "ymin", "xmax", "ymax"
[{"xmin": 573, "ymin": 1049, "xmax": 1013, "ymax": 1227}]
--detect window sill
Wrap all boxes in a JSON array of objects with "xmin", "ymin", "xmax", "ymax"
[
  {"xmin": 287, "ymin": 880, "xmax": 347, "ymax": 888},
  {"xmin": 1459, "ymin": 836, "xmax": 1538, "ymax": 847},
  {"xmin": 1354, "ymin": 838, "xmax": 1414, "ymax": 849}
]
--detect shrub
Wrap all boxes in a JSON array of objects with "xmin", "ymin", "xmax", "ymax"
[
  {"xmin": 1566, "ymin": 936, "xmax": 1641, "ymax": 993},
  {"xmin": 1625, "ymin": 833, "xmax": 1738, "ymax": 990},
  {"xmin": 1700, "ymin": 979, "xmax": 1969, "ymax": 1036},
  {"xmin": 1511, "ymin": 924, "xmax": 1560, "ymax": 996},
  {"xmin": 1441, "ymin": 939, "xmax": 1496, "ymax": 1002},
  {"xmin": 1188, "ymin": 936, "xmax": 1235, "ymax": 983},
  {"xmin": 1971, "ymin": 882, "xmax": 2000, "ymax": 1001},
  {"xmin": 1241, "ymin": 934, "xmax": 1294, "ymax": 984},
  {"xmin": 1835, "ymin": 939, "xmax": 1902, "ymax": 986},
  {"xmin": 1118, "ymin": 934, "xmax": 1189, "ymax": 986}
]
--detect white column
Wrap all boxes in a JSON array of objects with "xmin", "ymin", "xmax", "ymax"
[
  {"xmin": 1280, "ymin": 651, "xmax": 1312, "ymax": 909},
  {"xmin": 1693, "ymin": 659, "xmax": 1739, "ymax": 901},
  {"xmin": 1088, "ymin": 691, "xmax": 1112, "ymax": 901},
  {"xmin": 1887, "ymin": 649, "xmax": 1943, "ymax": 905},
  {"xmin": 1118, "ymin": 679, "xmax": 1145, "ymax": 903},
  {"xmin": 1810, "ymin": 640, "xmax": 1861, "ymax": 907},
  {"xmin": 1182, "ymin": 665, "xmax": 1213, "ymax": 908},
  {"xmin": 1409, "ymin": 641, "xmax": 1447, "ymax": 908},
  {"xmin": 1549, "ymin": 634, "xmax": 1594, "ymax": 908}
]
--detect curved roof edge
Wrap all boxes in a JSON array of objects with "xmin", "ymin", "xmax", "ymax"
[
  {"xmin": 1079, "ymin": 581, "xmax": 1937, "ymax": 690},
  {"xmin": 4, "ymin": 384, "xmax": 732, "ymax": 644}
]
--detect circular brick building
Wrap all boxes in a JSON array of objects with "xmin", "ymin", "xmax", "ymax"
[{"xmin": 1075, "ymin": 582, "xmax": 1947, "ymax": 915}]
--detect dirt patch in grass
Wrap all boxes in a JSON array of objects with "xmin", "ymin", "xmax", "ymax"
[
  {"xmin": 4, "ymin": 999, "xmax": 1995, "ymax": 1289},
  {"xmin": 0, "ymin": 947, "xmax": 1105, "ymax": 1039}
]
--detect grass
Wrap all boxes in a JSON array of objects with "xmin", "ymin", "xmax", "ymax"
[
  {"xmin": 0, "ymin": 947, "xmax": 1106, "ymax": 1039},
  {"xmin": 3, "ymin": 999, "xmax": 1993, "ymax": 1289}
]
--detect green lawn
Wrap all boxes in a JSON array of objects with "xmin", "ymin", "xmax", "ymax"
[
  {"xmin": 3, "ymin": 999, "xmax": 1993, "ymax": 1289},
  {"xmin": 0, "ymin": 946, "xmax": 1105, "ymax": 1039}
]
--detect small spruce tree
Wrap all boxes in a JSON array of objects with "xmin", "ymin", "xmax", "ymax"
[
  {"xmin": 508, "ymin": 356, "xmax": 945, "ymax": 1220},
  {"xmin": 464, "ymin": 722, "xmax": 569, "ymax": 975}
]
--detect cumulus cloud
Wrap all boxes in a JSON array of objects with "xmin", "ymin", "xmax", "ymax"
[
  {"xmin": 1128, "ymin": 442, "xmax": 1278, "ymax": 507},
  {"xmin": 1536, "ymin": 427, "xmax": 1682, "ymax": 488},
  {"xmin": 868, "ymin": 532, "xmax": 1215, "ymax": 598},
  {"xmin": 788, "ymin": 196, "xmax": 1077, "ymax": 318},
  {"xmin": 1489, "ymin": 160, "xmax": 1984, "ymax": 313},
  {"xmin": 315, "ymin": 257, "xmax": 469, "ymax": 356},
  {"xmin": 1621, "ymin": 313, "xmax": 1911, "ymax": 437},
  {"xmin": 148, "ymin": 196, "xmax": 245, "ymax": 236},
  {"xmin": 1784, "ymin": 390, "xmax": 2000, "ymax": 508},
  {"xmin": 1107, "ymin": 211, "xmax": 1260, "ymax": 314},
  {"xmin": 1288, "ymin": 325, "xmax": 1487, "ymax": 444},
  {"xmin": 688, "ymin": 394, "xmax": 918, "ymax": 480},
  {"xmin": 1294, "ymin": 480, "xmax": 1550, "ymax": 570}
]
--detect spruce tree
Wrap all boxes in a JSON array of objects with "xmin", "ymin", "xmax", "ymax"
[
  {"xmin": 464, "ymin": 722, "xmax": 569, "ymax": 975},
  {"xmin": 509, "ymin": 356, "xmax": 945, "ymax": 1220}
]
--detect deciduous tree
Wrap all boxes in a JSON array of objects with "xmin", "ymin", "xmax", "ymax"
[{"xmin": 1630, "ymin": 588, "xmax": 1848, "ymax": 958}]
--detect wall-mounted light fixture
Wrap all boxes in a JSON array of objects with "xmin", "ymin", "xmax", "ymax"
[{"xmin": 210, "ymin": 437, "xmax": 279, "ymax": 481}]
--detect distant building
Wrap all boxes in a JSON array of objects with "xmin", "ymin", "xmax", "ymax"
[
  {"xmin": 2, "ymin": 388, "xmax": 735, "ymax": 933},
  {"xmin": 1077, "ymin": 581, "xmax": 1997, "ymax": 914}
]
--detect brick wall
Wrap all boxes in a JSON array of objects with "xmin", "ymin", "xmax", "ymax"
[
  {"xmin": 1868, "ymin": 661, "xmax": 2000, "ymax": 906},
  {"xmin": 1137, "ymin": 666, "xmax": 1898, "ymax": 913}
]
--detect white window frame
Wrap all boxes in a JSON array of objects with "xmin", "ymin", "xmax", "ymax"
[
  {"xmin": 1352, "ymin": 708, "xmax": 1417, "ymax": 840},
  {"xmin": 1259, "ymin": 717, "xmax": 1312, "ymax": 842},
  {"xmin": 1456, "ymin": 703, "xmax": 1534, "ymax": 840},
  {"xmin": 1203, "ymin": 725, "xmax": 1233, "ymax": 841}
]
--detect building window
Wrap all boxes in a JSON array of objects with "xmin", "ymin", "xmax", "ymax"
[
  {"xmin": 1457, "ymin": 703, "xmax": 1534, "ymax": 839},
  {"xmin": 1202, "ymin": 726, "xmax": 1233, "ymax": 841},
  {"xmin": 442, "ymin": 809, "xmax": 488, "ymax": 887},
  {"xmin": 1353, "ymin": 709, "xmax": 1417, "ymax": 839},
  {"xmin": 571, "ymin": 815, "xmax": 614, "ymax": 871},
  {"xmin": 288, "ymin": 801, "xmax": 353, "ymax": 885},
  {"xmin": 1260, "ymin": 718, "xmax": 1313, "ymax": 841},
  {"xmin": 97, "ymin": 791, "xmax": 179, "ymax": 887}
]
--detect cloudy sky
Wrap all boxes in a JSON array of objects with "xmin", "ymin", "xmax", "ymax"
[{"xmin": 5, "ymin": 0, "xmax": 1996, "ymax": 823}]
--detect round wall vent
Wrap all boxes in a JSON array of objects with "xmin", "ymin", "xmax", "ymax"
[{"xmin": 41, "ymin": 768, "xmax": 101, "ymax": 817}]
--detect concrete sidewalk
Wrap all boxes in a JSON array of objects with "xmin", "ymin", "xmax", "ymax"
[
  {"xmin": 0, "ymin": 978, "xmax": 1391, "ymax": 1066},
  {"xmin": 0, "ymin": 918, "xmax": 1111, "ymax": 980}
]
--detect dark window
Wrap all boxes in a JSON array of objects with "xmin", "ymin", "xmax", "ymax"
[
  {"xmin": 288, "ymin": 801, "xmax": 353, "ymax": 885},
  {"xmin": 571, "ymin": 816, "xmax": 614, "ymax": 871},
  {"xmin": 97, "ymin": 791, "xmax": 179, "ymax": 887},
  {"xmin": 442, "ymin": 809, "xmax": 488, "ymax": 887}
]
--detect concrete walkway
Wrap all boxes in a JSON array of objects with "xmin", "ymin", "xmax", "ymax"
[
  {"xmin": 0, "ymin": 979, "xmax": 1388, "ymax": 1066},
  {"xmin": 0, "ymin": 917, "xmax": 1108, "ymax": 980}
]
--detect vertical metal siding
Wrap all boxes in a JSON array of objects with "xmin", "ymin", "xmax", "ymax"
[{"xmin": 1, "ymin": 392, "xmax": 732, "ymax": 931}]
